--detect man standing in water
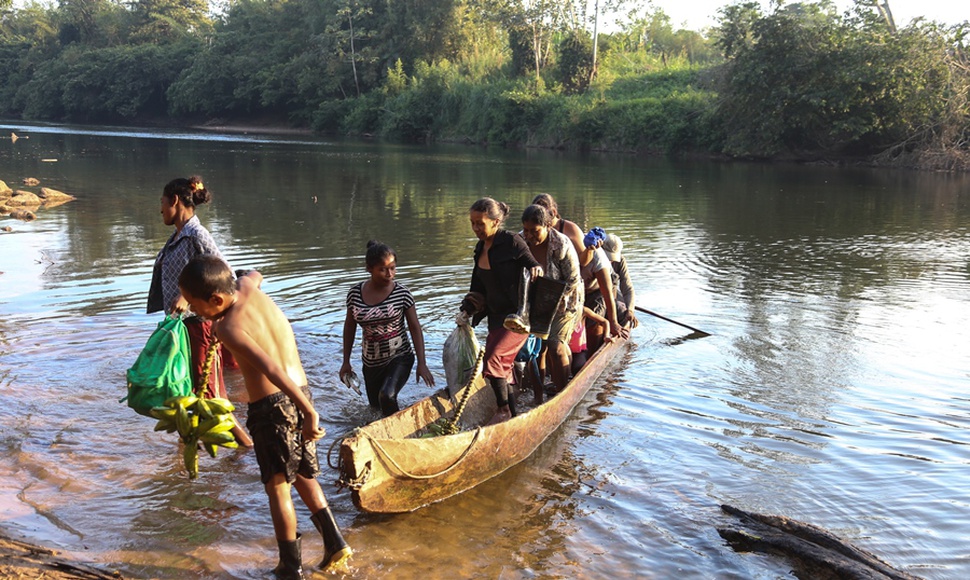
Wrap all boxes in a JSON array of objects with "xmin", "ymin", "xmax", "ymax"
[{"xmin": 178, "ymin": 255, "xmax": 351, "ymax": 579}]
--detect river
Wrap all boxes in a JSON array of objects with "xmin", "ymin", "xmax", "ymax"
[{"xmin": 1, "ymin": 122, "xmax": 968, "ymax": 578}]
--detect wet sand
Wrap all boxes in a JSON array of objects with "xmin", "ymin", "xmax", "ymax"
[{"xmin": 0, "ymin": 531, "xmax": 122, "ymax": 579}]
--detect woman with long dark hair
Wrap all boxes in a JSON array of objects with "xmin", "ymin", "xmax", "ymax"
[
  {"xmin": 461, "ymin": 198, "xmax": 542, "ymax": 424},
  {"xmin": 147, "ymin": 176, "xmax": 252, "ymax": 447},
  {"xmin": 340, "ymin": 240, "xmax": 434, "ymax": 417},
  {"xmin": 520, "ymin": 204, "xmax": 583, "ymax": 393}
]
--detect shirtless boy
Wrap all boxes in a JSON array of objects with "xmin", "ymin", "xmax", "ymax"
[{"xmin": 178, "ymin": 255, "xmax": 351, "ymax": 579}]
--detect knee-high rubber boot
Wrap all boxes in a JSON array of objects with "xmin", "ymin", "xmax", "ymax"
[
  {"xmin": 487, "ymin": 376, "xmax": 512, "ymax": 424},
  {"xmin": 507, "ymin": 380, "xmax": 519, "ymax": 417},
  {"xmin": 311, "ymin": 507, "xmax": 352, "ymax": 571},
  {"xmin": 273, "ymin": 534, "xmax": 305, "ymax": 580},
  {"xmin": 504, "ymin": 269, "xmax": 532, "ymax": 334},
  {"xmin": 488, "ymin": 376, "xmax": 509, "ymax": 409}
]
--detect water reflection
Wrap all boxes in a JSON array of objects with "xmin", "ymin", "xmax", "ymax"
[{"xmin": 2, "ymin": 123, "xmax": 970, "ymax": 578}]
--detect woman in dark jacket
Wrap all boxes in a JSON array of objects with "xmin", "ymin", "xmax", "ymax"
[{"xmin": 462, "ymin": 197, "xmax": 542, "ymax": 424}]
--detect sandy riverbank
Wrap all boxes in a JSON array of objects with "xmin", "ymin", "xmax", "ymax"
[
  {"xmin": 190, "ymin": 121, "xmax": 315, "ymax": 137},
  {"xmin": 0, "ymin": 531, "xmax": 122, "ymax": 579}
]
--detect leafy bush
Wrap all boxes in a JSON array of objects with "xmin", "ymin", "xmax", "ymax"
[
  {"xmin": 341, "ymin": 93, "xmax": 384, "ymax": 135},
  {"xmin": 715, "ymin": 3, "xmax": 957, "ymax": 159},
  {"xmin": 555, "ymin": 30, "xmax": 594, "ymax": 94},
  {"xmin": 380, "ymin": 60, "xmax": 463, "ymax": 141},
  {"xmin": 563, "ymin": 85, "xmax": 720, "ymax": 153}
]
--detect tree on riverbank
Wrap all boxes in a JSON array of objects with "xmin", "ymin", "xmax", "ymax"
[
  {"xmin": 0, "ymin": 0, "xmax": 967, "ymax": 169},
  {"xmin": 714, "ymin": 1, "xmax": 970, "ymax": 170}
]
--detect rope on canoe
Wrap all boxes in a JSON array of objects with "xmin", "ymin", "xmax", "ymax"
[
  {"xmin": 327, "ymin": 428, "xmax": 362, "ymax": 470},
  {"xmin": 330, "ymin": 429, "xmax": 370, "ymax": 491},
  {"xmin": 364, "ymin": 427, "xmax": 483, "ymax": 480},
  {"xmin": 334, "ymin": 347, "xmax": 486, "ymax": 485},
  {"xmin": 327, "ymin": 433, "xmax": 345, "ymax": 470},
  {"xmin": 358, "ymin": 347, "xmax": 486, "ymax": 480},
  {"xmin": 442, "ymin": 347, "xmax": 486, "ymax": 435},
  {"xmin": 336, "ymin": 459, "xmax": 371, "ymax": 491}
]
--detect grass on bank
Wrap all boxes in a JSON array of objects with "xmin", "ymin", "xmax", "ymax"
[{"xmin": 311, "ymin": 56, "xmax": 723, "ymax": 156}]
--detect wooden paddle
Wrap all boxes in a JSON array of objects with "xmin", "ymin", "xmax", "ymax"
[{"xmin": 634, "ymin": 305, "xmax": 710, "ymax": 337}]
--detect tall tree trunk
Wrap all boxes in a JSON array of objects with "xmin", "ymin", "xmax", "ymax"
[
  {"xmin": 349, "ymin": 14, "xmax": 360, "ymax": 97},
  {"xmin": 532, "ymin": 21, "xmax": 541, "ymax": 83},
  {"xmin": 878, "ymin": 1, "xmax": 897, "ymax": 32},
  {"xmin": 589, "ymin": 0, "xmax": 599, "ymax": 85}
]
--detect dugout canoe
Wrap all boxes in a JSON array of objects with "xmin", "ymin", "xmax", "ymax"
[{"xmin": 336, "ymin": 332, "xmax": 629, "ymax": 513}]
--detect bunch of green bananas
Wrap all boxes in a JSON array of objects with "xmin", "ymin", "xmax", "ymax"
[
  {"xmin": 419, "ymin": 417, "xmax": 453, "ymax": 438},
  {"xmin": 149, "ymin": 395, "xmax": 239, "ymax": 479}
]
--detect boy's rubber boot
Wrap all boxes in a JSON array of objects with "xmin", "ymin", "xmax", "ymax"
[
  {"xmin": 504, "ymin": 269, "xmax": 532, "ymax": 334},
  {"xmin": 273, "ymin": 534, "xmax": 305, "ymax": 580},
  {"xmin": 311, "ymin": 507, "xmax": 352, "ymax": 571}
]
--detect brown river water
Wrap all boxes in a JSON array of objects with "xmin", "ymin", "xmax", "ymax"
[{"xmin": 1, "ymin": 122, "xmax": 969, "ymax": 578}]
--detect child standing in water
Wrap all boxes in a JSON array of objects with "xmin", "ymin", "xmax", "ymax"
[
  {"xmin": 340, "ymin": 240, "xmax": 435, "ymax": 417},
  {"xmin": 178, "ymin": 256, "xmax": 350, "ymax": 579}
]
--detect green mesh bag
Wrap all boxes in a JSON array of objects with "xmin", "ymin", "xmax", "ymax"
[{"xmin": 122, "ymin": 316, "xmax": 193, "ymax": 416}]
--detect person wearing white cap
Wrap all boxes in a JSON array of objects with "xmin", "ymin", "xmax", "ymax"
[{"xmin": 601, "ymin": 234, "xmax": 638, "ymax": 328}]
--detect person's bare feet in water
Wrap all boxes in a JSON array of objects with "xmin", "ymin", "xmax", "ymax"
[{"xmin": 487, "ymin": 405, "xmax": 512, "ymax": 425}]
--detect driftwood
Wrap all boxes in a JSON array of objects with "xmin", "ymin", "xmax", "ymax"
[
  {"xmin": 718, "ymin": 505, "xmax": 921, "ymax": 580},
  {"xmin": 0, "ymin": 532, "xmax": 122, "ymax": 579}
]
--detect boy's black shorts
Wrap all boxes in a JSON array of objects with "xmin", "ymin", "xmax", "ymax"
[{"xmin": 246, "ymin": 386, "xmax": 321, "ymax": 485}]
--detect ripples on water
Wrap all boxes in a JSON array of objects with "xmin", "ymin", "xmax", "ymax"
[{"xmin": 2, "ymin": 124, "xmax": 970, "ymax": 578}]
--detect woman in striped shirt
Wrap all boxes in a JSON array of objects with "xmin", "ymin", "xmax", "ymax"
[{"xmin": 340, "ymin": 241, "xmax": 434, "ymax": 416}]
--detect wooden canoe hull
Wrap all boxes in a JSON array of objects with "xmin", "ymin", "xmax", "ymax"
[{"xmin": 337, "ymin": 334, "xmax": 629, "ymax": 513}]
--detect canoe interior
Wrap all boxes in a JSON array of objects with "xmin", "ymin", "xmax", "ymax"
[{"xmin": 338, "ymin": 333, "xmax": 628, "ymax": 513}]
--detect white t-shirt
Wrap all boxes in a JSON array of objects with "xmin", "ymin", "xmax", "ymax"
[{"xmin": 580, "ymin": 247, "xmax": 611, "ymax": 293}]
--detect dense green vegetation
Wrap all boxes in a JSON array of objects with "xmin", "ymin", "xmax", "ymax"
[{"xmin": 1, "ymin": 0, "xmax": 967, "ymax": 169}]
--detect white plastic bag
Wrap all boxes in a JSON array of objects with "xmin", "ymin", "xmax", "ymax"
[{"xmin": 442, "ymin": 312, "xmax": 480, "ymax": 395}]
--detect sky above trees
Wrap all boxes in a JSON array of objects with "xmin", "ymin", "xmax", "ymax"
[{"xmin": 648, "ymin": 0, "xmax": 966, "ymax": 31}]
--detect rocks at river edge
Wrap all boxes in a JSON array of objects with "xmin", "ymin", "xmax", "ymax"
[
  {"xmin": 8, "ymin": 209, "xmax": 36, "ymax": 221},
  {"xmin": 39, "ymin": 187, "xmax": 76, "ymax": 202},
  {"xmin": 6, "ymin": 190, "xmax": 42, "ymax": 206},
  {"xmin": 1, "ymin": 181, "xmax": 76, "ymax": 226}
]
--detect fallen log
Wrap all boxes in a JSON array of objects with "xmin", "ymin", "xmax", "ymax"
[
  {"xmin": 718, "ymin": 504, "xmax": 921, "ymax": 580},
  {"xmin": 0, "ymin": 532, "xmax": 122, "ymax": 579}
]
